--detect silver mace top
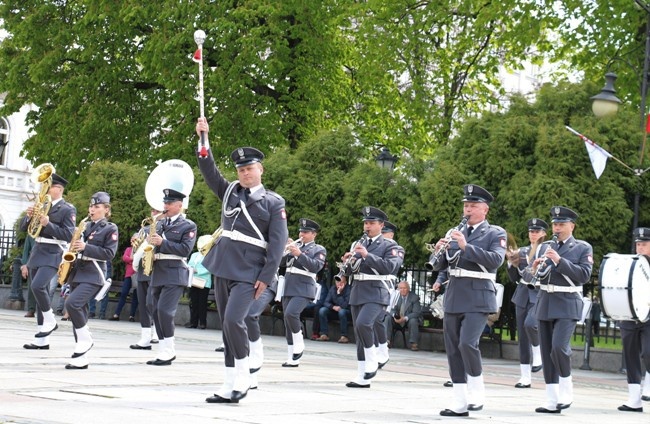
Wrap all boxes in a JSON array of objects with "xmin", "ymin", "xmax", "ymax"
[{"xmin": 194, "ymin": 29, "xmax": 206, "ymax": 46}]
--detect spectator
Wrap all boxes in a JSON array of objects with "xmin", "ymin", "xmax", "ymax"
[
  {"xmin": 316, "ymin": 275, "xmax": 351, "ymax": 343},
  {"xmin": 109, "ymin": 234, "xmax": 139, "ymax": 321},
  {"xmin": 389, "ymin": 281, "xmax": 422, "ymax": 351},
  {"xmin": 591, "ymin": 297, "xmax": 601, "ymax": 337},
  {"xmin": 185, "ymin": 237, "xmax": 212, "ymax": 329}
]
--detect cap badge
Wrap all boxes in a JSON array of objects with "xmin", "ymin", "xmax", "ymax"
[
  {"xmin": 641, "ymin": 228, "xmax": 646, "ymax": 237},
  {"xmin": 365, "ymin": 206, "xmax": 370, "ymax": 216},
  {"xmin": 554, "ymin": 207, "xmax": 560, "ymax": 216},
  {"xmin": 164, "ymin": 189, "xmax": 169, "ymax": 196},
  {"xmin": 468, "ymin": 185, "xmax": 474, "ymax": 194},
  {"xmin": 532, "ymin": 218, "xmax": 537, "ymax": 225},
  {"xmin": 301, "ymin": 219, "xmax": 306, "ymax": 227},
  {"xmin": 237, "ymin": 148, "xmax": 245, "ymax": 158}
]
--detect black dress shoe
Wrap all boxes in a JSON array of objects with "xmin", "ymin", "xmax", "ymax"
[
  {"xmin": 23, "ymin": 343, "xmax": 49, "ymax": 350},
  {"xmin": 468, "ymin": 404, "xmax": 483, "ymax": 411},
  {"xmin": 71, "ymin": 343, "xmax": 94, "ymax": 358},
  {"xmin": 439, "ymin": 409, "xmax": 469, "ymax": 417},
  {"xmin": 346, "ymin": 381, "xmax": 370, "ymax": 388},
  {"xmin": 535, "ymin": 407, "xmax": 560, "ymax": 413},
  {"xmin": 108, "ymin": 316, "xmax": 120, "ymax": 321},
  {"xmin": 363, "ymin": 370, "xmax": 377, "ymax": 380},
  {"xmin": 532, "ymin": 364, "xmax": 543, "ymax": 373},
  {"xmin": 146, "ymin": 356, "xmax": 176, "ymax": 366},
  {"xmin": 443, "ymin": 380, "xmax": 453, "ymax": 387},
  {"xmin": 129, "ymin": 316, "xmax": 135, "ymax": 322},
  {"xmin": 65, "ymin": 364, "xmax": 88, "ymax": 370},
  {"xmin": 642, "ymin": 395, "xmax": 650, "ymax": 401},
  {"xmin": 231, "ymin": 389, "xmax": 248, "ymax": 401},
  {"xmin": 150, "ymin": 339, "xmax": 159, "ymax": 344},
  {"xmin": 557, "ymin": 403, "xmax": 571, "ymax": 410},
  {"xmin": 215, "ymin": 346, "xmax": 225, "ymax": 352},
  {"xmin": 617, "ymin": 404, "xmax": 643, "ymax": 412},
  {"xmin": 515, "ymin": 382, "xmax": 531, "ymax": 388},
  {"xmin": 281, "ymin": 362, "xmax": 299, "ymax": 368},
  {"xmin": 206, "ymin": 394, "xmax": 237, "ymax": 404},
  {"xmin": 35, "ymin": 324, "xmax": 58, "ymax": 338},
  {"xmin": 378, "ymin": 359, "xmax": 389, "ymax": 369},
  {"xmin": 130, "ymin": 344, "xmax": 152, "ymax": 350}
]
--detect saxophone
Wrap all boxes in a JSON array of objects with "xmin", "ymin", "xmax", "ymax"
[
  {"xmin": 27, "ymin": 163, "xmax": 56, "ymax": 238},
  {"xmin": 57, "ymin": 215, "xmax": 89, "ymax": 285},
  {"xmin": 142, "ymin": 213, "xmax": 165, "ymax": 276}
]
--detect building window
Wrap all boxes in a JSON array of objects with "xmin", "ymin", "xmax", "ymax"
[{"xmin": 0, "ymin": 117, "xmax": 9, "ymax": 166}]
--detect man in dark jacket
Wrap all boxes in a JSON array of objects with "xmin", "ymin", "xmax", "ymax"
[{"xmin": 316, "ymin": 275, "xmax": 352, "ymax": 343}]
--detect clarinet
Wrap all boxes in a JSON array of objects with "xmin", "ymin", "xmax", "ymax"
[
  {"xmin": 527, "ymin": 233, "xmax": 559, "ymax": 289},
  {"xmin": 425, "ymin": 216, "xmax": 470, "ymax": 271},
  {"xmin": 334, "ymin": 233, "xmax": 369, "ymax": 282}
]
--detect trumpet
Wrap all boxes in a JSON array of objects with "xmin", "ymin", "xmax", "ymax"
[
  {"xmin": 334, "ymin": 233, "xmax": 369, "ymax": 282},
  {"xmin": 425, "ymin": 216, "xmax": 470, "ymax": 271},
  {"xmin": 527, "ymin": 233, "xmax": 559, "ymax": 289},
  {"xmin": 284, "ymin": 237, "xmax": 304, "ymax": 255}
]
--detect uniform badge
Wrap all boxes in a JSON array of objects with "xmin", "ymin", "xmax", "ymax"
[
  {"xmin": 70, "ymin": 214, "xmax": 76, "ymax": 223},
  {"xmin": 587, "ymin": 254, "xmax": 593, "ymax": 264},
  {"xmin": 189, "ymin": 231, "xmax": 195, "ymax": 238},
  {"xmin": 319, "ymin": 253, "xmax": 325, "ymax": 260},
  {"xmin": 641, "ymin": 228, "xmax": 646, "ymax": 238},
  {"xmin": 238, "ymin": 148, "xmax": 245, "ymax": 159},
  {"xmin": 392, "ymin": 248, "xmax": 397, "ymax": 256},
  {"xmin": 554, "ymin": 206, "xmax": 560, "ymax": 216},
  {"xmin": 111, "ymin": 233, "xmax": 118, "ymax": 241},
  {"xmin": 398, "ymin": 251, "xmax": 404, "ymax": 258},
  {"xmin": 280, "ymin": 208, "xmax": 287, "ymax": 220},
  {"xmin": 467, "ymin": 185, "xmax": 474, "ymax": 194},
  {"xmin": 500, "ymin": 238, "xmax": 506, "ymax": 248},
  {"xmin": 532, "ymin": 218, "xmax": 537, "ymax": 225},
  {"xmin": 365, "ymin": 206, "xmax": 370, "ymax": 217}
]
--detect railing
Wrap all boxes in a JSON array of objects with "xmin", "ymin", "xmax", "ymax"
[{"xmin": 0, "ymin": 227, "xmax": 17, "ymax": 285}]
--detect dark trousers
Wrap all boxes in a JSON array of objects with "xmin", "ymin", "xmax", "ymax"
[
  {"xmin": 188, "ymin": 286, "xmax": 210, "ymax": 326},
  {"xmin": 114, "ymin": 276, "xmax": 138, "ymax": 317},
  {"xmin": 538, "ymin": 318, "xmax": 576, "ymax": 383}
]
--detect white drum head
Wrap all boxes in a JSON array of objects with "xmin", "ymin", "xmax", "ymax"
[{"xmin": 599, "ymin": 253, "xmax": 650, "ymax": 322}]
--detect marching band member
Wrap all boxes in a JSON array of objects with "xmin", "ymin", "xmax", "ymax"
[
  {"xmin": 281, "ymin": 218, "xmax": 326, "ymax": 368},
  {"xmin": 64, "ymin": 192, "xmax": 118, "ymax": 369},
  {"xmin": 21, "ymin": 173, "xmax": 76, "ymax": 351},
  {"xmin": 129, "ymin": 208, "xmax": 163, "ymax": 350},
  {"xmin": 532, "ymin": 206, "xmax": 592, "ymax": 414},
  {"xmin": 430, "ymin": 184, "xmax": 506, "ymax": 417},
  {"xmin": 343, "ymin": 207, "xmax": 403, "ymax": 389},
  {"xmin": 146, "ymin": 189, "xmax": 197, "ymax": 366},
  {"xmin": 616, "ymin": 227, "xmax": 650, "ymax": 412},
  {"xmin": 196, "ymin": 118, "xmax": 288, "ymax": 404},
  {"xmin": 506, "ymin": 218, "xmax": 547, "ymax": 388},
  {"xmin": 377, "ymin": 220, "xmax": 405, "ymax": 364}
]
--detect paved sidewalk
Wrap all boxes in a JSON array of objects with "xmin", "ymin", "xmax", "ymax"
[{"xmin": 0, "ymin": 309, "xmax": 647, "ymax": 423}]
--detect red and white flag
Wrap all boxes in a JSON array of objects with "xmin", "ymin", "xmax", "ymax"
[
  {"xmin": 192, "ymin": 48, "xmax": 202, "ymax": 63},
  {"xmin": 566, "ymin": 126, "xmax": 612, "ymax": 179}
]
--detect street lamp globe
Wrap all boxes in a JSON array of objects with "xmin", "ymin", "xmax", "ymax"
[
  {"xmin": 591, "ymin": 72, "xmax": 622, "ymax": 117},
  {"xmin": 375, "ymin": 147, "xmax": 397, "ymax": 171}
]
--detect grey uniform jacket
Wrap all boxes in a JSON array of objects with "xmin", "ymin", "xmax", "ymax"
[
  {"xmin": 533, "ymin": 236, "xmax": 593, "ymax": 321},
  {"xmin": 151, "ymin": 216, "xmax": 197, "ymax": 287},
  {"xmin": 69, "ymin": 219, "xmax": 118, "ymax": 285},
  {"xmin": 282, "ymin": 241, "xmax": 326, "ymax": 299},
  {"xmin": 20, "ymin": 200, "xmax": 77, "ymax": 269},
  {"xmin": 349, "ymin": 235, "xmax": 404, "ymax": 306},
  {"xmin": 436, "ymin": 221, "xmax": 506, "ymax": 314},
  {"xmin": 197, "ymin": 150, "xmax": 288, "ymax": 285},
  {"xmin": 507, "ymin": 243, "xmax": 548, "ymax": 308}
]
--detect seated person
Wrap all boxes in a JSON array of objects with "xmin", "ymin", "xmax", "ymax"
[
  {"xmin": 316, "ymin": 275, "xmax": 351, "ymax": 343},
  {"xmin": 389, "ymin": 281, "xmax": 422, "ymax": 351}
]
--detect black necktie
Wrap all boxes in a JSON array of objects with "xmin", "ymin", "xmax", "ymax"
[
  {"xmin": 243, "ymin": 188, "xmax": 250, "ymax": 201},
  {"xmin": 365, "ymin": 237, "xmax": 372, "ymax": 248},
  {"xmin": 557, "ymin": 241, "xmax": 564, "ymax": 249},
  {"xmin": 467, "ymin": 226, "xmax": 473, "ymax": 238}
]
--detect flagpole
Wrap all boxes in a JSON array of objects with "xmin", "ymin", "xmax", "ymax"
[{"xmin": 565, "ymin": 126, "xmax": 634, "ymax": 173}]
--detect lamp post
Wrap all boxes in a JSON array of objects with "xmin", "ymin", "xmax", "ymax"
[
  {"xmin": 375, "ymin": 147, "xmax": 398, "ymax": 171},
  {"xmin": 591, "ymin": 0, "xmax": 650, "ymax": 252}
]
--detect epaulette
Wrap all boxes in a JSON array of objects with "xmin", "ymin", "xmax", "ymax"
[{"xmin": 266, "ymin": 190, "xmax": 284, "ymax": 200}]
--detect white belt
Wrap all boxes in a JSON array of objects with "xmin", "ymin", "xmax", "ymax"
[
  {"xmin": 154, "ymin": 253, "xmax": 186, "ymax": 261},
  {"xmin": 285, "ymin": 267, "xmax": 317, "ymax": 280},
  {"xmin": 35, "ymin": 237, "xmax": 68, "ymax": 247},
  {"xmin": 354, "ymin": 273, "xmax": 394, "ymax": 282},
  {"xmin": 221, "ymin": 230, "xmax": 268, "ymax": 249},
  {"xmin": 540, "ymin": 284, "xmax": 582, "ymax": 294},
  {"xmin": 80, "ymin": 255, "xmax": 106, "ymax": 263},
  {"xmin": 449, "ymin": 268, "xmax": 496, "ymax": 280}
]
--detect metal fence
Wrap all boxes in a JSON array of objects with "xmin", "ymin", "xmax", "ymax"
[{"xmin": 0, "ymin": 227, "xmax": 17, "ymax": 284}]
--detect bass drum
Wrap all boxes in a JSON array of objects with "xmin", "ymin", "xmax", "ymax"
[{"xmin": 599, "ymin": 253, "xmax": 650, "ymax": 322}]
